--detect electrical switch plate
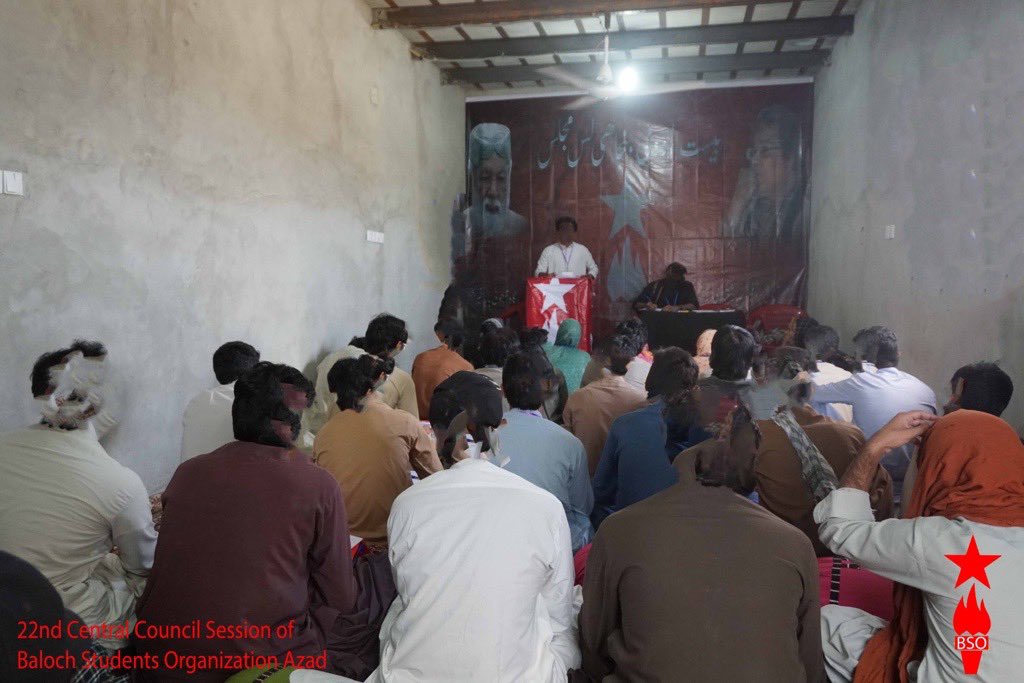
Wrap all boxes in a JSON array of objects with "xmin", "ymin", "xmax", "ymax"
[
  {"xmin": 2, "ymin": 170, "xmax": 24, "ymax": 196},
  {"xmin": 884, "ymin": 224, "xmax": 896, "ymax": 240},
  {"xmin": 366, "ymin": 230, "xmax": 385, "ymax": 244}
]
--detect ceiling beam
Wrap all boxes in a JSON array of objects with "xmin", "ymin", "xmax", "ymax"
[
  {"xmin": 374, "ymin": 0, "xmax": 748, "ymax": 30},
  {"xmin": 416, "ymin": 16, "xmax": 852, "ymax": 60},
  {"xmin": 442, "ymin": 50, "xmax": 828, "ymax": 85}
]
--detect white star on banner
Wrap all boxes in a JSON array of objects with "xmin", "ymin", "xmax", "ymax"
[{"xmin": 535, "ymin": 277, "xmax": 577, "ymax": 315}]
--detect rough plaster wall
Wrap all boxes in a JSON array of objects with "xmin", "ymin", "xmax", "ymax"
[
  {"xmin": 0, "ymin": 0, "xmax": 465, "ymax": 489},
  {"xmin": 810, "ymin": 0, "xmax": 1024, "ymax": 433}
]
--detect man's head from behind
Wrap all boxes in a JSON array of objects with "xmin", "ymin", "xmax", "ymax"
[
  {"xmin": 695, "ymin": 403, "xmax": 762, "ymax": 496},
  {"xmin": 434, "ymin": 318, "xmax": 466, "ymax": 351},
  {"xmin": 709, "ymin": 324, "xmax": 756, "ymax": 381},
  {"xmin": 31, "ymin": 340, "xmax": 108, "ymax": 430},
  {"xmin": 853, "ymin": 326, "xmax": 898, "ymax": 369},
  {"xmin": 503, "ymin": 353, "xmax": 544, "ymax": 412},
  {"xmin": 429, "ymin": 371, "xmax": 505, "ymax": 467},
  {"xmin": 213, "ymin": 341, "xmax": 260, "ymax": 385},
  {"xmin": 800, "ymin": 324, "xmax": 840, "ymax": 366},
  {"xmin": 362, "ymin": 314, "xmax": 409, "ymax": 359},
  {"xmin": 946, "ymin": 362, "xmax": 1014, "ymax": 417},
  {"xmin": 232, "ymin": 362, "xmax": 314, "ymax": 448},
  {"xmin": 615, "ymin": 318, "xmax": 648, "ymax": 356},
  {"xmin": 646, "ymin": 347, "xmax": 699, "ymax": 401},
  {"xmin": 599, "ymin": 335, "xmax": 635, "ymax": 377},
  {"xmin": 479, "ymin": 327, "xmax": 520, "ymax": 368}
]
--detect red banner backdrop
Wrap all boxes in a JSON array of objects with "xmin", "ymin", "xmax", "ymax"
[
  {"xmin": 454, "ymin": 84, "xmax": 812, "ymax": 340},
  {"xmin": 525, "ymin": 276, "xmax": 593, "ymax": 352}
]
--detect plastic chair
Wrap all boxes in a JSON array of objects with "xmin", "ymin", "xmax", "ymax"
[{"xmin": 747, "ymin": 304, "xmax": 808, "ymax": 333}]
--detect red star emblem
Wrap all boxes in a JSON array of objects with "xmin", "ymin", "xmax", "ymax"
[{"xmin": 946, "ymin": 536, "xmax": 1001, "ymax": 588}]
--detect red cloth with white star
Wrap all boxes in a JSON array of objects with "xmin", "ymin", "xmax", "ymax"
[{"xmin": 526, "ymin": 276, "xmax": 593, "ymax": 352}]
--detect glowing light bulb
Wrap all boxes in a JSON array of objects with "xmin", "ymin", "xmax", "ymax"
[{"xmin": 617, "ymin": 66, "xmax": 640, "ymax": 93}]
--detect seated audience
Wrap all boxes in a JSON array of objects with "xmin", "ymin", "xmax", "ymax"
[
  {"xmin": 0, "ymin": 341, "xmax": 155, "ymax": 649},
  {"xmin": 753, "ymin": 347, "xmax": 893, "ymax": 556},
  {"xmin": 349, "ymin": 314, "xmax": 419, "ymax": 417},
  {"xmin": 851, "ymin": 325, "xmax": 886, "ymax": 373},
  {"xmin": 698, "ymin": 324, "xmax": 761, "ymax": 425},
  {"xmin": 694, "ymin": 327, "xmax": 716, "ymax": 378},
  {"xmin": 815, "ymin": 410, "xmax": 1024, "ymax": 682},
  {"xmin": 134, "ymin": 363, "xmax": 356, "ymax": 681},
  {"xmin": 411, "ymin": 318, "xmax": 473, "ymax": 420},
  {"xmin": 360, "ymin": 371, "xmax": 579, "ymax": 682},
  {"xmin": 746, "ymin": 350, "xmax": 792, "ymax": 419},
  {"xmin": 579, "ymin": 405, "xmax": 824, "ymax": 682},
  {"xmin": 591, "ymin": 347, "xmax": 706, "ymax": 529},
  {"xmin": 810, "ymin": 326, "xmax": 936, "ymax": 496},
  {"xmin": 544, "ymin": 318, "xmax": 591, "ymax": 393},
  {"xmin": 181, "ymin": 340, "xmax": 261, "ymax": 462},
  {"xmin": 522, "ymin": 329, "xmax": 570, "ymax": 421},
  {"xmin": 498, "ymin": 353, "xmax": 593, "ymax": 551},
  {"xmin": 474, "ymin": 326, "xmax": 519, "ymax": 412},
  {"xmin": 801, "ymin": 324, "xmax": 854, "ymax": 422},
  {"xmin": 633, "ymin": 261, "xmax": 699, "ymax": 313},
  {"xmin": 580, "ymin": 319, "xmax": 651, "ymax": 390},
  {"xmin": 903, "ymin": 361, "xmax": 1015, "ymax": 503},
  {"xmin": 943, "ymin": 361, "xmax": 1013, "ymax": 416},
  {"xmin": 314, "ymin": 355, "xmax": 440, "ymax": 549},
  {"xmin": 308, "ymin": 314, "xmax": 417, "ymax": 436},
  {"xmin": 564, "ymin": 336, "xmax": 648, "ymax": 474},
  {"xmin": 620, "ymin": 318, "xmax": 653, "ymax": 392}
]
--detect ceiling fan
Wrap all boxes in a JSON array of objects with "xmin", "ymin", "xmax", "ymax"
[{"xmin": 537, "ymin": 12, "xmax": 687, "ymax": 110}]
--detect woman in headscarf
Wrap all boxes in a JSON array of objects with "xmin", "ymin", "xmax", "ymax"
[
  {"xmin": 545, "ymin": 319, "xmax": 591, "ymax": 393},
  {"xmin": 815, "ymin": 409, "xmax": 1024, "ymax": 682}
]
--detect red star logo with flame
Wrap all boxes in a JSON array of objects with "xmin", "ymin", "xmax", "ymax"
[{"xmin": 945, "ymin": 536, "xmax": 1001, "ymax": 588}]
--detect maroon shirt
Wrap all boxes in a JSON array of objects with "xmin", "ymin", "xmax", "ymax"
[{"xmin": 134, "ymin": 441, "xmax": 356, "ymax": 681}]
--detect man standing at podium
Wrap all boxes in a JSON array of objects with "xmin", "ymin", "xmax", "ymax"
[
  {"xmin": 633, "ymin": 262, "xmax": 700, "ymax": 314},
  {"xmin": 535, "ymin": 216, "xmax": 599, "ymax": 279}
]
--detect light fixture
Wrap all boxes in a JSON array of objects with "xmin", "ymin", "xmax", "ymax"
[{"xmin": 617, "ymin": 66, "xmax": 640, "ymax": 93}]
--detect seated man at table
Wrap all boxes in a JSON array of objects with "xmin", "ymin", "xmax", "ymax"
[{"xmin": 633, "ymin": 262, "xmax": 699, "ymax": 314}]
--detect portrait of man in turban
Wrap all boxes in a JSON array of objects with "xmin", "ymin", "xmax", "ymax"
[{"xmin": 457, "ymin": 123, "xmax": 527, "ymax": 258}]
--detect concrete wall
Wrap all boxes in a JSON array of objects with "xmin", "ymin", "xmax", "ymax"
[
  {"xmin": 810, "ymin": 0, "xmax": 1024, "ymax": 432},
  {"xmin": 0, "ymin": 0, "xmax": 465, "ymax": 489}
]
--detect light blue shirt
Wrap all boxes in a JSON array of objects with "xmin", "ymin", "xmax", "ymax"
[
  {"xmin": 810, "ymin": 366, "xmax": 937, "ymax": 495},
  {"xmin": 498, "ymin": 409, "xmax": 594, "ymax": 551}
]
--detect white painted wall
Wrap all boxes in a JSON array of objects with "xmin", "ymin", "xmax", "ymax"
[
  {"xmin": 0, "ymin": 0, "xmax": 466, "ymax": 489},
  {"xmin": 810, "ymin": 0, "xmax": 1024, "ymax": 432}
]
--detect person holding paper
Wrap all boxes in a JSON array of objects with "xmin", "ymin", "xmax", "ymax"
[{"xmin": 633, "ymin": 262, "xmax": 699, "ymax": 313}]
